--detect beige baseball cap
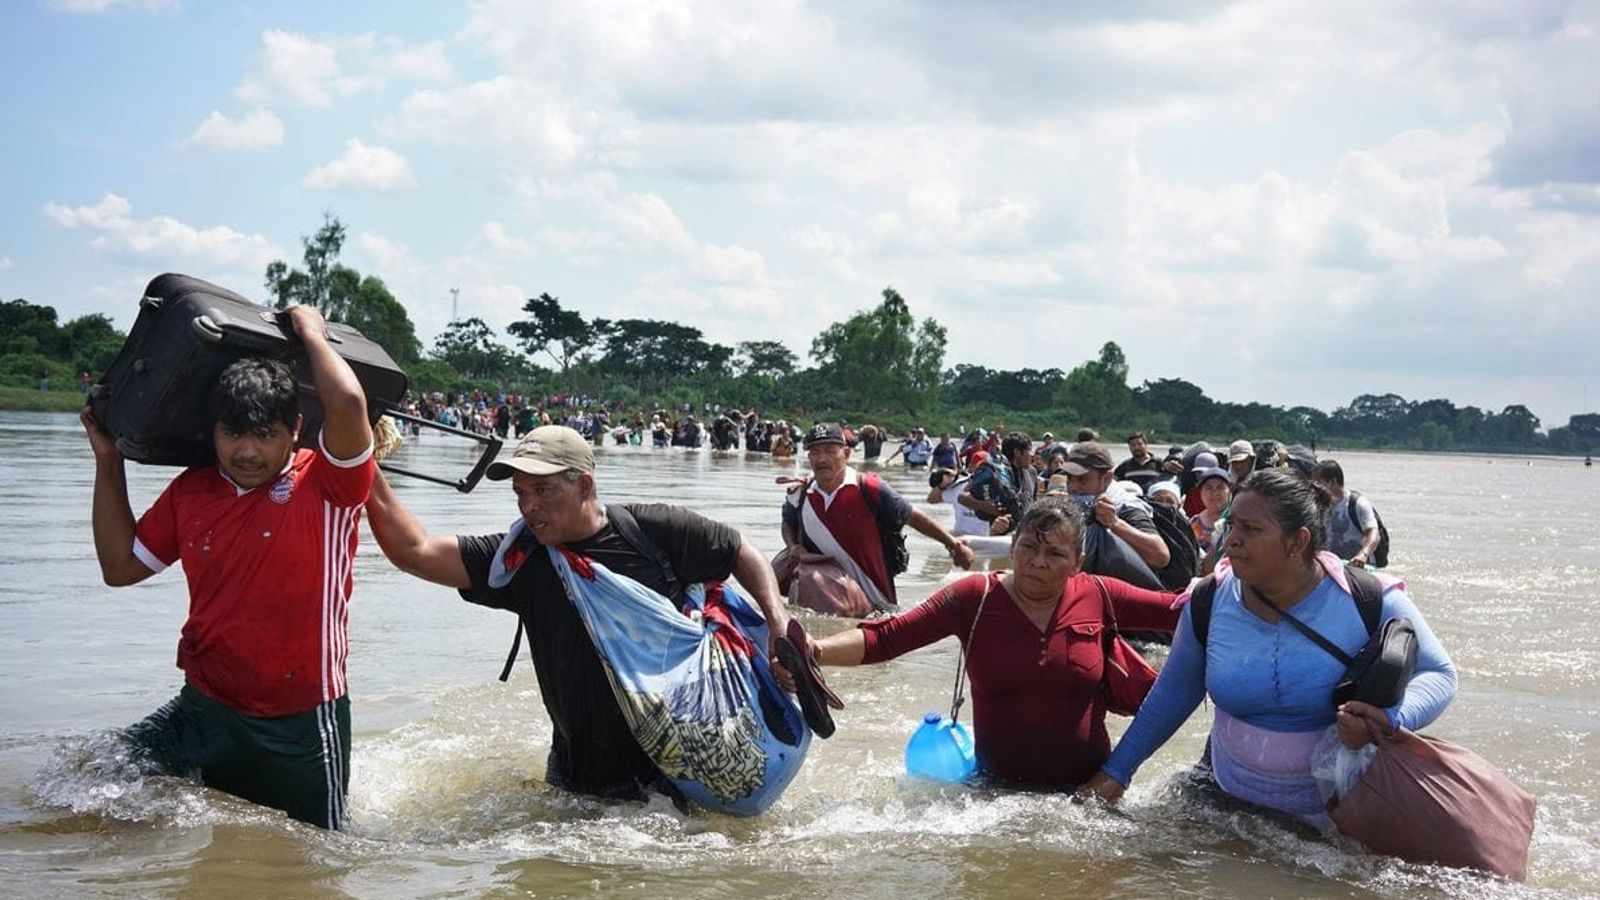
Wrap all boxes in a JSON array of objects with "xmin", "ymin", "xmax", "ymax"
[{"xmin": 486, "ymin": 425, "xmax": 595, "ymax": 480}]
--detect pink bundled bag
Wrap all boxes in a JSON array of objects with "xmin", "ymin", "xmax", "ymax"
[
  {"xmin": 771, "ymin": 546, "xmax": 872, "ymax": 617},
  {"xmin": 1329, "ymin": 727, "xmax": 1536, "ymax": 881}
]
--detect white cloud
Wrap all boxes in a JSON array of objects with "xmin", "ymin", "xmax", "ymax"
[
  {"xmin": 182, "ymin": 108, "xmax": 284, "ymax": 150},
  {"xmin": 302, "ymin": 139, "xmax": 416, "ymax": 191},
  {"xmin": 371, "ymin": 39, "xmax": 456, "ymax": 83},
  {"xmin": 236, "ymin": 30, "xmax": 366, "ymax": 107},
  {"xmin": 352, "ymin": 232, "xmax": 425, "ymax": 280},
  {"xmin": 234, "ymin": 30, "xmax": 455, "ymax": 109},
  {"xmin": 480, "ymin": 222, "xmax": 533, "ymax": 260},
  {"xmin": 387, "ymin": 76, "xmax": 592, "ymax": 168},
  {"xmin": 47, "ymin": 0, "xmax": 174, "ymax": 12},
  {"xmin": 41, "ymin": 193, "xmax": 283, "ymax": 269},
  {"xmin": 0, "ymin": 256, "xmax": 12, "ymax": 270}
]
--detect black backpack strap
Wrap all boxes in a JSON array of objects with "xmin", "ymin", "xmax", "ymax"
[
  {"xmin": 498, "ymin": 618, "xmax": 524, "ymax": 683},
  {"xmin": 605, "ymin": 503, "xmax": 684, "ymax": 604},
  {"xmin": 1188, "ymin": 574, "xmax": 1220, "ymax": 645},
  {"xmin": 1248, "ymin": 565, "xmax": 1387, "ymax": 671},
  {"xmin": 860, "ymin": 472, "xmax": 887, "ymax": 528},
  {"xmin": 1273, "ymin": 603, "xmax": 1356, "ymax": 668},
  {"xmin": 1344, "ymin": 563, "xmax": 1384, "ymax": 635}
]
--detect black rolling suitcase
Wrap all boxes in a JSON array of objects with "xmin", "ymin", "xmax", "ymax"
[{"xmin": 91, "ymin": 273, "xmax": 410, "ymax": 468}]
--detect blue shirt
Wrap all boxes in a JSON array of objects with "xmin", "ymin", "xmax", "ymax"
[{"xmin": 1102, "ymin": 566, "xmax": 1456, "ymax": 786}]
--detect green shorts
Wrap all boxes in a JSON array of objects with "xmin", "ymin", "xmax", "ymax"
[{"xmin": 122, "ymin": 684, "xmax": 351, "ymax": 830}]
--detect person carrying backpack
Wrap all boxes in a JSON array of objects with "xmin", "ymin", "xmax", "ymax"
[
  {"xmin": 1080, "ymin": 469, "xmax": 1454, "ymax": 826},
  {"xmin": 781, "ymin": 423, "xmax": 976, "ymax": 613},
  {"xmin": 1312, "ymin": 460, "xmax": 1389, "ymax": 568}
]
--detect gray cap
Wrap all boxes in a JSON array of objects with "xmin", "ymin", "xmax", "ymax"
[{"xmin": 486, "ymin": 425, "xmax": 595, "ymax": 480}]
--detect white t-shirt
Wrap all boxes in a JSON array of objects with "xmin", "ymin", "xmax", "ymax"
[{"xmin": 941, "ymin": 479, "xmax": 990, "ymax": 536}]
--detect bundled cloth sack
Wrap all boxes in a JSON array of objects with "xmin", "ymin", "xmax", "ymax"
[
  {"xmin": 1326, "ymin": 727, "xmax": 1536, "ymax": 881},
  {"xmin": 545, "ymin": 541, "xmax": 811, "ymax": 816},
  {"xmin": 771, "ymin": 544, "xmax": 872, "ymax": 618}
]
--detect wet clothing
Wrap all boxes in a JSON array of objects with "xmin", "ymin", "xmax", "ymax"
[
  {"xmin": 123, "ymin": 684, "xmax": 350, "ymax": 829},
  {"xmin": 1102, "ymin": 553, "xmax": 1457, "ymax": 819},
  {"xmin": 133, "ymin": 442, "xmax": 374, "ymax": 717},
  {"xmin": 860, "ymin": 572, "xmax": 1179, "ymax": 788},
  {"xmin": 1324, "ymin": 491, "xmax": 1378, "ymax": 559},
  {"xmin": 932, "ymin": 440, "xmax": 959, "ymax": 470},
  {"xmin": 938, "ymin": 478, "xmax": 989, "ymax": 536},
  {"xmin": 457, "ymin": 504, "xmax": 742, "ymax": 798},
  {"xmin": 125, "ymin": 439, "xmax": 372, "ymax": 829},
  {"xmin": 782, "ymin": 467, "xmax": 911, "ymax": 606},
  {"xmin": 966, "ymin": 458, "xmax": 1037, "ymax": 526},
  {"xmin": 900, "ymin": 437, "xmax": 933, "ymax": 466}
]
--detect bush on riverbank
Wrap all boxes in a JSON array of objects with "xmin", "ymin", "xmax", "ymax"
[{"xmin": 0, "ymin": 387, "xmax": 90, "ymax": 412}]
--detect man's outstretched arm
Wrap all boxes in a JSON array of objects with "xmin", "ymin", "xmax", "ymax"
[{"xmin": 365, "ymin": 470, "xmax": 471, "ymax": 588}]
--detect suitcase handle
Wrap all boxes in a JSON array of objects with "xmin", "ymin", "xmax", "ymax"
[
  {"xmin": 378, "ymin": 409, "xmax": 504, "ymax": 493},
  {"xmin": 191, "ymin": 311, "xmax": 346, "ymax": 349}
]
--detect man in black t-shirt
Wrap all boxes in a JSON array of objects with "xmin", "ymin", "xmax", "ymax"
[
  {"xmin": 364, "ymin": 425, "xmax": 792, "ymax": 800},
  {"xmin": 1112, "ymin": 432, "xmax": 1163, "ymax": 484}
]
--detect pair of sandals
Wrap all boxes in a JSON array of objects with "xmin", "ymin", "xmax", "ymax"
[{"xmin": 773, "ymin": 619, "xmax": 844, "ymax": 739}]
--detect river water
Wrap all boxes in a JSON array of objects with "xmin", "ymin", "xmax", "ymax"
[{"xmin": 1, "ymin": 410, "xmax": 1595, "ymax": 899}]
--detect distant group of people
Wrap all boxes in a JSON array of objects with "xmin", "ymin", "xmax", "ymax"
[{"xmin": 81, "ymin": 331, "xmax": 1451, "ymax": 867}]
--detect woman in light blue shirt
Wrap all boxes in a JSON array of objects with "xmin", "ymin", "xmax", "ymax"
[{"xmin": 1081, "ymin": 469, "xmax": 1456, "ymax": 824}]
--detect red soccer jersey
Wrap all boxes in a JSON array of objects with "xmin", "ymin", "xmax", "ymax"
[{"xmin": 133, "ymin": 442, "xmax": 375, "ymax": 717}]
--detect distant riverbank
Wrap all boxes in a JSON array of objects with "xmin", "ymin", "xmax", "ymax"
[{"xmin": 0, "ymin": 387, "xmax": 89, "ymax": 413}]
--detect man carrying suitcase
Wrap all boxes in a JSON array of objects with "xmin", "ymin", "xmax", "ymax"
[{"xmin": 81, "ymin": 304, "xmax": 374, "ymax": 830}]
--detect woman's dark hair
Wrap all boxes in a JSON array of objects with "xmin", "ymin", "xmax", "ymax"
[
  {"xmin": 206, "ymin": 358, "xmax": 299, "ymax": 433},
  {"xmin": 1235, "ymin": 467, "xmax": 1333, "ymax": 559},
  {"xmin": 1012, "ymin": 494, "xmax": 1086, "ymax": 548}
]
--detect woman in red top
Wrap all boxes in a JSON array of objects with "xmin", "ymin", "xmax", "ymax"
[{"xmin": 805, "ymin": 495, "xmax": 1181, "ymax": 788}]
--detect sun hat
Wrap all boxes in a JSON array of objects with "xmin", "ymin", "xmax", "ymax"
[{"xmin": 487, "ymin": 425, "xmax": 595, "ymax": 480}]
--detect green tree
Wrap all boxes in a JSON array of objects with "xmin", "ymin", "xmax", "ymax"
[
  {"xmin": 507, "ymin": 293, "xmax": 595, "ymax": 375},
  {"xmin": 0, "ymin": 299, "xmax": 62, "ymax": 357},
  {"xmin": 265, "ymin": 216, "xmax": 348, "ymax": 313},
  {"xmin": 1136, "ymin": 377, "xmax": 1216, "ymax": 434},
  {"xmin": 263, "ymin": 215, "xmax": 423, "ymax": 364},
  {"xmin": 1488, "ymin": 404, "xmax": 1541, "ymax": 447},
  {"xmin": 1565, "ymin": 413, "xmax": 1600, "ymax": 450},
  {"xmin": 60, "ymin": 313, "xmax": 126, "ymax": 375},
  {"xmin": 430, "ymin": 317, "xmax": 521, "ymax": 381},
  {"xmin": 592, "ymin": 318, "xmax": 731, "ymax": 391},
  {"xmin": 735, "ymin": 340, "xmax": 798, "ymax": 379},
  {"xmin": 341, "ymin": 276, "xmax": 421, "ymax": 364},
  {"xmin": 1057, "ymin": 341, "xmax": 1135, "ymax": 427},
  {"xmin": 810, "ymin": 287, "xmax": 946, "ymax": 414}
]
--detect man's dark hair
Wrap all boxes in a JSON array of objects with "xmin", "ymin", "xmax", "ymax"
[
  {"xmin": 207, "ymin": 358, "xmax": 299, "ymax": 433},
  {"xmin": 1001, "ymin": 431, "xmax": 1033, "ymax": 459},
  {"xmin": 1313, "ymin": 459, "xmax": 1346, "ymax": 487},
  {"xmin": 1076, "ymin": 427, "xmax": 1099, "ymax": 442},
  {"xmin": 1127, "ymin": 432, "xmax": 1146, "ymax": 442}
]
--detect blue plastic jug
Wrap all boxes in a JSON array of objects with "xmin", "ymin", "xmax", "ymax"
[{"xmin": 904, "ymin": 712, "xmax": 977, "ymax": 782}]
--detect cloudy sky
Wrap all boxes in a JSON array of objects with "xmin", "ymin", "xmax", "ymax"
[{"xmin": 3, "ymin": 0, "xmax": 1598, "ymax": 427}]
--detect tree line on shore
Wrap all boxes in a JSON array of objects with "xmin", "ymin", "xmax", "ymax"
[{"xmin": 5, "ymin": 215, "xmax": 1595, "ymax": 455}]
